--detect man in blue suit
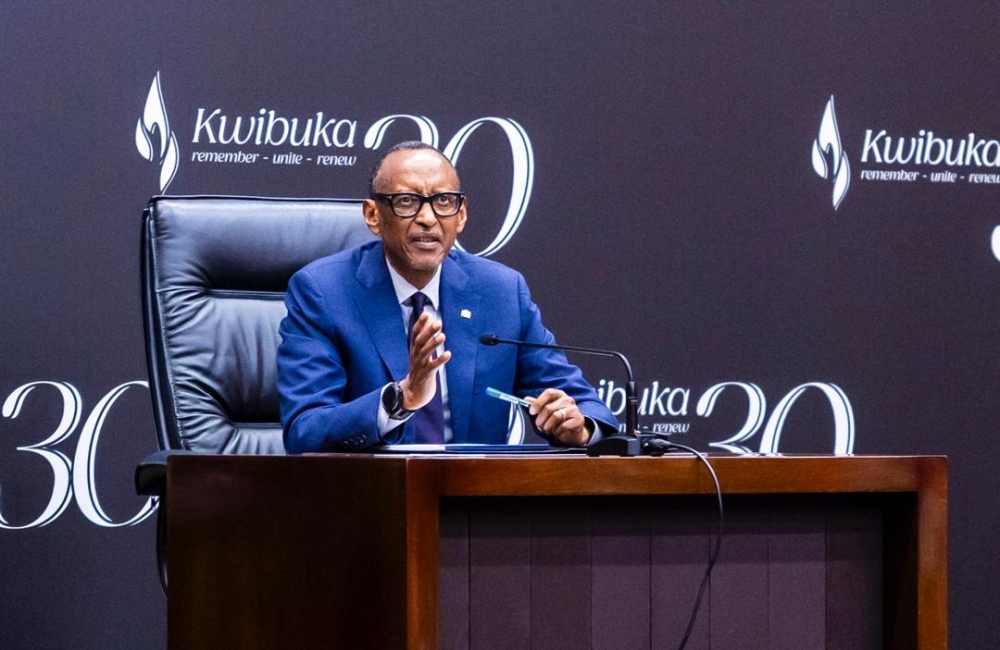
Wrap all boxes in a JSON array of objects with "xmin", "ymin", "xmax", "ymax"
[{"xmin": 278, "ymin": 142, "xmax": 618, "ymax": 452}]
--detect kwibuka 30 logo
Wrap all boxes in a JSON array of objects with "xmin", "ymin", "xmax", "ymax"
[
  {"xmin": 135, "ymin": 72, "xmax": 180, "ymax": 192},
  {"xmin": 808, "ymin": 95, "xmax": 1000, "ymax": 263},
  {"xmin": 811, "ymin": 95, "xmax": 851, "ymax": 210},
  {"xmin": 133, "ymin": 73, "xmax": 534, "ymax": 256}
]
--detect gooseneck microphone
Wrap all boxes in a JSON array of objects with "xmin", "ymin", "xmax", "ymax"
[{"xmin": 478, "ymin": 333, "xmax": 643, "ymax": 456}]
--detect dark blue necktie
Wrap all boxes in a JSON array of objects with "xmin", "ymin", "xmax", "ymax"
[{"xmin": 408, "ymin": 292, "xmax": 445, "ymax": 443}]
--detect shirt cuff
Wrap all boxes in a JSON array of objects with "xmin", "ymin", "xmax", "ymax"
[{"xmin": 583, "ymin": 416, "xmax": 602, "ymax": 445}]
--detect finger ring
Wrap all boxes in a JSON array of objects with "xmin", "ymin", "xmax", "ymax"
[{"xmin": 557, "ymin": 409, "xmax": 566, "ymax": 419}]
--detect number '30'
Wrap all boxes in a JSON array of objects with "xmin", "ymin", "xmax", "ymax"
[{"xmin": 1, "ymin": 381, "xmax": 156, "ymax": 530}]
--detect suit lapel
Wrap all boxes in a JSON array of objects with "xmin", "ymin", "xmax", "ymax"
[
  {"xmin": 440, "ymin": 254, "xmax": 481, "ymax": 444},
  {"xmin": 354, "ymin": 243, "xmax": 409, "ymax": 380}
]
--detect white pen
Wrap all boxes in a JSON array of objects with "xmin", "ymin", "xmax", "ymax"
[{"xmin": 485, "ymin": 387, "xmax": 531, "ymax": 408}]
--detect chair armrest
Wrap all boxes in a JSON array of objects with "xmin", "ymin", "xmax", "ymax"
[{"xmin": 135, "ymin": 449, "xmax": 196, "ymax": 496}]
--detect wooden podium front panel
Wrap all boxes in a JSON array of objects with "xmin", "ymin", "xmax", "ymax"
[
  {"xmin": 167, "ymin": 456, "xmax": 411, "ymax": 650},
  {"xmin": 437, "ymin": 495, "xmax": 884, "ymax": 650},
  {"xmin": 166, "ymin": 454, "xmax": 946, "ymax": 650}
]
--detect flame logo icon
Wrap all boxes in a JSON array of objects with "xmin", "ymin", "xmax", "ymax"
[
  {"xmin": 811, "ymin": 96, "xmax": 851, "ymax": 210},
  {"xmin": 135, "ymin": 72, "xmax": 179, "ymax": 192}
]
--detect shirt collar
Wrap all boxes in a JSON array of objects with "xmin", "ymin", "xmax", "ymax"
[{"xmin": 385, "ymin": 257, "xmax": 442, "ymax": 310}]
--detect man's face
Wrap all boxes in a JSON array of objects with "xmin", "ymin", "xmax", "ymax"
[{"xmin": 363, "ymin": 149, "xmax": 467, "ymax": 288}]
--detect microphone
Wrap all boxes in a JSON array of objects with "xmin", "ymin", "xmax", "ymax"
[{"xmin": 478, "ymin": 333, "xmax": 644, "ymax": 456}]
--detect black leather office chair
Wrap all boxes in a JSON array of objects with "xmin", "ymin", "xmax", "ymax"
[{"xmin": 134, "ymin": 195, "xmax": 376, "ymax": 590}]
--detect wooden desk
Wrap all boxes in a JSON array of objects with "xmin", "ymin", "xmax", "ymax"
[{"xmin": 166, "ymin": 454, "xmax": 946, "ymax": 649}]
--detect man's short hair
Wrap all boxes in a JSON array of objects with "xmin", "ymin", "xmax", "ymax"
[{"xmin": 366, "ymin": 141, "xmax": 456, "ymax": 198}]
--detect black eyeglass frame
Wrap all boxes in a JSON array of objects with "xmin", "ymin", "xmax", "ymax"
[{"xmin": 371, "ymin": 192, "xmax": 466, "ymax": 218}]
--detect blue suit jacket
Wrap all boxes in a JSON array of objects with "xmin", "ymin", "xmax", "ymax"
[{"xmin": 277, "ymin": 241, "xmax": 618, "ymax": 453}]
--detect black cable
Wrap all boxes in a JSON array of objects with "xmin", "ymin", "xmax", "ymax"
[{"xmin": 642, "ymin": 436, "xmax": 723, "ymax": 650}]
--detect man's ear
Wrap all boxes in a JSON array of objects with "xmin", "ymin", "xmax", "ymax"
[
  {"xmin": 362, "ymin": 199, "xmax": 381, "ymax": 235},
  {"xmin": 456, "ymin": 197, "xmax": 468, "ymax": 234}
]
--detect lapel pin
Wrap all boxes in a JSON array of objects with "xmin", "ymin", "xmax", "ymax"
[{"xmin": 460, "ymin": 309, "xmax": 472, "ymax": 319}]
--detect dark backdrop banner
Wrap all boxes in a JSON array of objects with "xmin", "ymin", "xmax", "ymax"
[{"xmin": 1, "ymin": 1, "xmax": 996, "ymax": 647}]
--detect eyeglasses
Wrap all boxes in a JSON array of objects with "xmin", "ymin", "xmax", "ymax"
[{"xmin": 372, "ymin": 192, "xmax": 466, "ymax": 218}]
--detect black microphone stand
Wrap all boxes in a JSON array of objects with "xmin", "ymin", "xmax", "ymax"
[{"xmin": 478, "ymin": 334, "xmax": 644, "ymax": 456}]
